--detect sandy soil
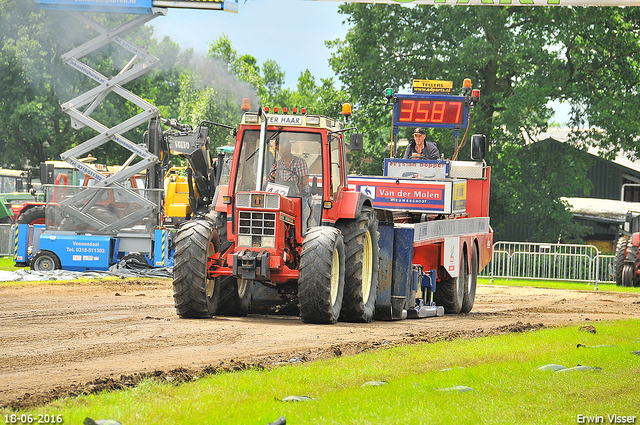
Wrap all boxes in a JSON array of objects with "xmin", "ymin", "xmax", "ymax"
[{"xmin": 0, "ymin": 279, "xmax": 638, "ymax": 409}]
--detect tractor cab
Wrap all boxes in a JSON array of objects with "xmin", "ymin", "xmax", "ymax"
[{"xmin": 223, "ymin": 106, "xmax": 356, "ymax": 240}]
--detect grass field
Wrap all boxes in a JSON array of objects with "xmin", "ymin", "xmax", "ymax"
[
  {"xmin": 2, "ymin": 319, "xmax": 638, "ymax": 425},
  {"xmin": 479, "ymin": 277, "xmax": 640, "ymax": 293},
  {"xmin": 0, "ymin": 256, "xmax": 18, "ymax": 271}
]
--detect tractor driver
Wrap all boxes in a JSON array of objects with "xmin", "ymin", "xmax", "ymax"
[
  {"xmin": 404, "ymin": 127, "xmax": 440, "ymax": 160},
  {"xmin": 270, "ymin": 138, "xmax": 310, "ymax": 196}
]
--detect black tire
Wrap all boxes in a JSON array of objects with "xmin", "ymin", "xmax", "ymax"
[
  {"xmin": 461, "ymin": 243, "xmax": 478, "ymax": 314},
  {"xmin": 622, "ymin": 263, "xmax": 634, "ymax": 288},
  {"xmin": 434, "ymin": 246, "xmax": 467, "ymax": 314},
  {"xmin": 336, "ymin": 206, "xmax": 379, "ymax": 323},
  {"xmin": 206, "ymin": 211, "xmax": 251, "ymax": 316},
  {"xmin": 215, "ymin": 277, "xmax": 252, "ymax": 316},
  {"xmin": 614, "ymin": 236, "xmax": 629, "ymax": 286},
  {"xmin": 30, "ymin": 250, "xmax": 61, "ymax": 271},
  {"xmin": 298, "ymin": 226, "xmax": 345, "ymax": 324},
  {"xmin": 120, "ymin": 252, "xmax": 150, "ymax": 268},
  {"xmin": 172, "ymin": 219, "xmax": 220, "ymax": 318},
  {"xmin": 16, "ymin": 205, "xmax": 46, "ymax": 225}
]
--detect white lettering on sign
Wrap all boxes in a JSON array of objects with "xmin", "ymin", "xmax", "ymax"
[
  {"xmin": 378, "ymin": 188, "xmax": 442, "ymax": 200},
  {"xmin": 267, "ymin": 115, "xmax": 303, "ymax": 125},
  {"xmin": 173, "ymin": 141, "xmax": 190, "ymax": 150}
]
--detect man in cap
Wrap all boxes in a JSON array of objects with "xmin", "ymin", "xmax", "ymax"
[{"xmin": 403, "ymin": 128, "xmax": 440, "ymax": 160}]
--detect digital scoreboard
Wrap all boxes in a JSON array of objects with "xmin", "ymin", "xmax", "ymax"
[{"xmin": 392, "ymin": 94, "xmax": 469, "ymax": 130}]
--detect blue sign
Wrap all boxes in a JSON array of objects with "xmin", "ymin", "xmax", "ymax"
[{"xmin": 35, "ymin": 0, "xmax": 153, "ymax": 14}]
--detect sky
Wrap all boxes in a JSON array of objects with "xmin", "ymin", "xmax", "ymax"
[
  {"xmin": 149, "ymin": 0, "xmax": 351, "ymax": 89},
  {"xmin": 149, "ymin": 1, "xmax": 570, "ymax": 123}
]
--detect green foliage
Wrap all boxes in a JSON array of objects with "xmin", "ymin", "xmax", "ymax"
[
  {"xmin": 328, "ymin": 5, "xmax": 640, "ymax": 241},
  {"xmin": 0, "ymin": 0, "xmax": 195, "ymax": 168},
  {"xmin": 490, "ymin": 140, "xmax": 593, "ymax": 242}
]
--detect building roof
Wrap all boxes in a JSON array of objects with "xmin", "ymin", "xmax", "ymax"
[
  {"xmin": 535, "ymin": 128, "xmax": 640, "ymax": 174},
  {"xmin": 563, "ymin": 197, "xmax": 640, "ymax": 224}
]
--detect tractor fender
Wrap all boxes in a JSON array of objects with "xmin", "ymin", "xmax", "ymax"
[
  {"xmin": 625, "ymin": 238, "xmax": 639, "ymax": 264},
  {"xmin": 214, "ymin": 184, "xmax": 229, "ymax": 213},
  {"xmin": 335, "ymin": 190, "xmax": 374, "ymax": 220}
]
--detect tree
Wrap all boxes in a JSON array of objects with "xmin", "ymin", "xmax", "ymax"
[
  {"xmin": 206, "ymin": 34, "xmax": 346, "ymax": 121},
  {"xmin": 0, "ymin": 0, "xmax": 195, "ymax": 168},
  {"xmin": 328, "ymin": 4, "xmax": 640, "ymax": 241}
]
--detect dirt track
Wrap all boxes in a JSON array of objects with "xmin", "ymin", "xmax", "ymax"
[{"xmin": 1, "ymin": 279, "xmax": 639, "ymax": 409}]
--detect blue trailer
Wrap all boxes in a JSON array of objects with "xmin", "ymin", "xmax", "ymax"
[{"xmin": 13, "ymin": 185, "xmax": 173, "ymax": 272}]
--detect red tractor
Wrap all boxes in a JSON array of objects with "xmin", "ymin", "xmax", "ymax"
[
  {"xmin": 172, "ymin": 105, "xmax": 377, "ymax": 323},
  {"xmin": 619, "ymin": 233, "xmax": 640, "ymax": 287}
]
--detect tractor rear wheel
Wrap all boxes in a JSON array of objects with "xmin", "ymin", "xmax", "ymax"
[
  {"xmin": 434, "ymin": 248, "xmax": 467, "ymax": 314},
  {"xmin": 336, "ymin": 206, "xmax": 379, "ymax": 323},
  {"xmin": 614, "ymin": 236, "xmax": 629, "ymax": 286},
  {"xmin": 461, "ymin": 244, "xmax": 478, "ymax": 314},
  {"xmin": 298, "ymin": 226, "xmax": 345, "ymax": 324},
  {"xmin": 16, "ymin": 205, "xmax": 46, "ymax": 225},
  {"xmin": 172, "ymin": 219, "xmax": 220, "ymax": 318},
  {"xmin": 215, "ymin": 278, "xmax": 252, "ymax": 316}
]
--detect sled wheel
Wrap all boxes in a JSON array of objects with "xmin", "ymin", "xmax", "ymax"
[
  {"xmin": 461, "ymin": 243, "xmax": 478, "ymax": 314},
  {"xmin": 434, "ymin": 247, "xmax": 467, "ymax": 314}
]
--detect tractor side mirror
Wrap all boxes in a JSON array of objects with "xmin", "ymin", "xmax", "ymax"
[
  {"xmin": 350, "ymin": 133, "xmax": 364, "ymax": 152},
  {"xmin": 39, "ymin": 163, "xmax": 55, "ymax": 185},
  {"xmin": 471, "ymin": 134, "xmax": 487, "ymax": 161}
]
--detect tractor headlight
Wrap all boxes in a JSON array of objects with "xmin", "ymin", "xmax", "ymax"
[
  {"xmin": 262, "ymin": 236, "xmax": 275, "ymax": 248},
  {"xmin": 238, "ymin": 235, "xmax": 252, "ymax": 247}
]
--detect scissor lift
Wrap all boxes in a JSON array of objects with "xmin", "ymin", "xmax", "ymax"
[{"xmin": 18, "ymin": 0, "xmax": 236, "ymax": 271}]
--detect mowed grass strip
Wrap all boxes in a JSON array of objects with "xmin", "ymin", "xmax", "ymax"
[
  {"xmin": 0, "ymin": 256, "xmax": 19, "ymax": 271},
  {"xmin": 3, "ymin": 319, "xmax": 639, "ymax": 424},
  {"xmin": 479, "ymin": 277, "xmax": 640, "ymax": 293}
]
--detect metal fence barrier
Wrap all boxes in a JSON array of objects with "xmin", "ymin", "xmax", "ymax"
[
  {"xmin": 0, "ymin": 224, "xmax": 13, "ymax": 257},
  {"xmin": 480, "ymin": 241, "xmax": 615, "ymax": 286}
]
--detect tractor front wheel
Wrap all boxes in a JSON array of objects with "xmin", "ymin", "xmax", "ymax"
[
  {"xmin": 614, "ymin": 236, "xmax": 629, "ymax": 286},
  {"xmin": 298, "ymin": 226, "xmax": 345, "ymax": 324},
  {"xmin": 172, "ymin": 219, "xmax": 220, "ymax": 318},
  {"xmin": 622, "ymin": 263, "xmax": 635, "ymax": 288}
]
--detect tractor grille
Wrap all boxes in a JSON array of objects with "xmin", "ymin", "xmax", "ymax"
[
  {"xmin": 238, "ymin": 211, "xmax": 276, "ymax": 248},
  {"xmin": 235, "ymin": 192, "xmax": 280, "ymax": 210}
]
